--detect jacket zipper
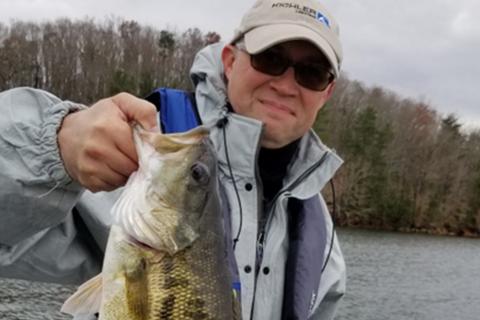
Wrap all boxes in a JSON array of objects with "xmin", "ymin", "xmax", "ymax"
[
  {"xmin": 248, "ymin": 134, "xmax": 264, "ymax": 319},
  {"xmin": 249, "ymin": 151, "xmax": 330, "ymax": 319}
]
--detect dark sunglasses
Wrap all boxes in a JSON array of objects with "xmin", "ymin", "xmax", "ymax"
[{"xmin": 238, "ymin": 44, "xmax": 335, "ymax": 92}]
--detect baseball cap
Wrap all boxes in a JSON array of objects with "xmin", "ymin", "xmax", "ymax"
[{"xmin": 231, "ymin": 0, "xmax": 343, "ymax": 77}]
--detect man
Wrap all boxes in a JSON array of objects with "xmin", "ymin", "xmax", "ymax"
[{"xmin": 0, "ymin": 0, "xmax": 345, "ymax": 319}]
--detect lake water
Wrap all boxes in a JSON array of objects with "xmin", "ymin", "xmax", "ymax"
[
  {"xmin": 336, "ymin": 228, "xmax": 480, "ymax": 320},
  {"xmin": 1, "ymin": 228, "xmax": 479, "ymax": 319}
]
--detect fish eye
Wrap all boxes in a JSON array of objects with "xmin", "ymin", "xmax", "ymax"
[{"xmin": 190, "ymin": 162, "xmax": 210, "ymax": 185}]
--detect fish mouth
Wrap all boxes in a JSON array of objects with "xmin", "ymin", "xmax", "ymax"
[{"xmin": 126, "ymin": 234, "xmax": 155, "ymax": 251}]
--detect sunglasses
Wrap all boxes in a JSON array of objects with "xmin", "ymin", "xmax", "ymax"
[{"xmin": 237, "ymin": 43, "xmax": 335, "ymax": 92}]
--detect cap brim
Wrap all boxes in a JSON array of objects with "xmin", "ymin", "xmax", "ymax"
[{"xmin": 244, "ymin": 24, "xmax": 339, "ymax": 77}]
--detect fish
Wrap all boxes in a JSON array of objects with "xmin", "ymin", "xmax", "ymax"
[{"xmin": 62, "ymin": 125, "xmax": 240, "ymax": 319}]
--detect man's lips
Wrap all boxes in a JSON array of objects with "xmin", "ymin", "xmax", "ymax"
[{"xmin": 260, "ymin": 99, "xmax": 295, "ymax": 116}]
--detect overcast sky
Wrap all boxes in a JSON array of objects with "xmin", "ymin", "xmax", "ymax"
[{"xmin": 1, "ymin": 0, "xmax": 479, "ymax": 129}]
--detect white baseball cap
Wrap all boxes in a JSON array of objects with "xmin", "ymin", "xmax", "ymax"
[{"xmin": 231, "ymin": 0, "xmax": 343, "ymax": 77}]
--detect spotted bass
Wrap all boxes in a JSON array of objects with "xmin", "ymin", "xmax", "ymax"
[{"xmin": 62, "ymin": 126, "xmax": 240, "ymax": 319}]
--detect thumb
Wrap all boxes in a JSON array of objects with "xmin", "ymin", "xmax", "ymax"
[{"xmin": 112, "ymin": 92, "xmax": 159, "ymax": 131}]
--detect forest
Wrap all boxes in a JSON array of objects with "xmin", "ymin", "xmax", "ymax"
[{"xmin": 1, "ymin": 18, "xmax": 479, "ymax": 236}]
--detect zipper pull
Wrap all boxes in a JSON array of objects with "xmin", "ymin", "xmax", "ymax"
[
  {"xmin": 255, "ymin": 230, "xmax": 265, "ymax": 275},
  {"xmin": 257, "ymin": 230, "xmax": 265, "ymax": 249}
]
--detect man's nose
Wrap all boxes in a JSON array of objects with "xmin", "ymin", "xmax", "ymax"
[{"xmin": 269, "ymin": 67, "xmax": 298, "ymax": 95}]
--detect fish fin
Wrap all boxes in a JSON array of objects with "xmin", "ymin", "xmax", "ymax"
[
  {"xmin": 232, "ymin": 289, "xmax": 242, "ymax": 320},
  {"xmin": 151, "ymin": 251, "xmax": 166, "ymax": 264},
  {"xmin": 61, "ymin": 273, "xmax": 103, "ymax": 316},
  {"xmin": 125, "ymin": 257, "xmax": 149, "ymax": 318}
]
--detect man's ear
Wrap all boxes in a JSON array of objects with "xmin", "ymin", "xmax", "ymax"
[
  {"xmin": 325, "ymin": 81, "xmax": 336, "ymax": 100},
  {"xmin": 221, "ymin": 45, "xmax": 236, "ymax": 82}
]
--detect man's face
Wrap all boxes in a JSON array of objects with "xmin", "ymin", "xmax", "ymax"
[{"xmin": 222, "ymin": 40, "xmax": 336, "ymax": 149}]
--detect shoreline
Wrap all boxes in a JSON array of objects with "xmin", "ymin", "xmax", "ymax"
[{"xmin": 337, "ymin": 225, "xmax": 480, "ymax": 239}]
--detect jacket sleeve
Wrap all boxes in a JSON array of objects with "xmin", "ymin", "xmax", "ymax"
[
  {"xmin": 309, "ymin": 196, "xmax": 346, "ymax": 320},
  {"xmin": 0, "ymin": 87, "xmax": 102, "ymax": 284}
]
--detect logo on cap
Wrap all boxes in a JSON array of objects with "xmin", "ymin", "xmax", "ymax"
[
  {"xmin": 316, "ymin": 11, "xmax": 330, "ymax": 28},
  {"xmin": 271, "ymin": 3, "xmax": 331, "ymax": 29}
]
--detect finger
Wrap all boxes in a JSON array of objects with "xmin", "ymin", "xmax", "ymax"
[
  {"xmin": 87, "ymin": 164, "xmax": 128, "ymax": 192},
  {"xmin": 77, "ymin": 155, "xmax": 129, "ymax": 191},
  {"xmin": 112, "ymin": 92, "xmax": 159, "ymax": 131},
  {"xmin": 80, "ymin": 129, "xmax": 137, "ymax": 179},
  {"xmin": 87, "ymin": 176, "xmax": 118, "ymax": 193},
  {"xmin": 104, "ymin": 147, "xmax": 138, "ymax": 178},
  {"xmin": 84, "ymin": 140, "xmax": 138, "ymax": 183}
]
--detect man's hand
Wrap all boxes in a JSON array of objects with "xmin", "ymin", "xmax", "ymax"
[{"xmin": 58, "ymin": 92, "xmax": 158, "ymax": 192}]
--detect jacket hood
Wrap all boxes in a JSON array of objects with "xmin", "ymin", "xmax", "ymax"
[{"xmin": 190, "ymin": 42, "xmax": 229, "ymax": 124}]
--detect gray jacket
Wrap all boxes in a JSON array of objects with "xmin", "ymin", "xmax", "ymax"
[{"xmin": 0, "ymin": 43, "xmax": 346, "ymax": 319}]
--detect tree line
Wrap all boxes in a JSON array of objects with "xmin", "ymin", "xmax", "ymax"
[
  {"xmin": 1, "ymin": 18, "xmax": 478, "ymax": 236},
  {"xmin": 0, "ymin": 18, "xmax": 220, "ymax": 102},
  {"xmin": 318, "ymin": 77, "xmax": 480, "ymax": 236}
]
